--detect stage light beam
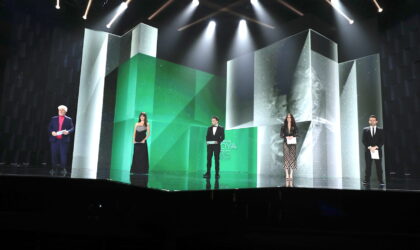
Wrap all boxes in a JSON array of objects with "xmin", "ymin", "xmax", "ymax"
[
  {"xmin": 250, "ymin": 0, "xmax": 258, "ymax": 5},
  {"xmin": 277, "ymin": 0, "xmax": 304, "ymax": 16},
  {"xmin": 326, "ymin": 0, "xmax": 354, "ymax": 24},
  {"xmin": 372, "ymin": 0, "xmax": 383, "ymax": 12},
  {"xmin": 83, "ymin": 0, "xmax": 93, "ymax": 20},
  {"xmin": 192, "ymin": 0, "xmax": 200, "ymax": 7},
  {"xmin": 55, "ymin": 0, "xmax": 60, "ymax": 9},
  {"xmin": 148, "ymin": 0, "xmax": 175, "ymax": 20},
  {"xmin": 204, "ymin": 20, "xmax": 216, "ymax": 40},
  {"xmin": 106, "ymin": 1, "xmax": 129, "ymax": 29}
]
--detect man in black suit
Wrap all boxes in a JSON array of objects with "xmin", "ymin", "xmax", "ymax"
[
  {"xmin": 362, "ymin": 115, "xmax": 384, "ymax": 185},
  {"xmin": 203, "ymin": 116, "xmax": 225, "ymax": 179}
]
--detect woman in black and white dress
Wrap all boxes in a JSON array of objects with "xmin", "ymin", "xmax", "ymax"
[
  {"xmin": 131, "ymin": 112, "xmax": 150, "ymax": 175},
  {"xmin": 280, "ymin": 113, "xmax": 298, "ymax": 180}
]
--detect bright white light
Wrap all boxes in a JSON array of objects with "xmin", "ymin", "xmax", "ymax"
[
  {"xmin": 83, "ymin": 0, "xmax": 93, "ymax": 20},
  {"xmin": 192, "ymin": 0, "xmax": 199, "ymax": 7},
  {"xmin": 106, "ymin": 2, "xmax": 128, "ymax": 29},
  {"xmin": 238, "ymin": 19, "xmax": 248, "ymax": 39},
  {"xmin": 204, "ymin": 20, "xmax": 216, "ymax": 40},
  {"xmin": 55, "ymin": 0, "xmax": 60, "ymax": 9},
  {"xmin": 373, "ymin": 0, "xmax": 383, "ymax": 13},
  {"xmin": 250, "ymin": 0, "xmax": 258, "ymax": 5},
  {"xmin": 327, "ymin": 0, "xmax": 354, "ymax": 25}
]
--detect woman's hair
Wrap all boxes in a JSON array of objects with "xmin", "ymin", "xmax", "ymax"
[
  {"xmin": 138, "ymin": 112, "xmax": 148, "ymax": 125},
  {"xmin": 283, "ymin": 113, "xmax": 297, "ymax": 129}
]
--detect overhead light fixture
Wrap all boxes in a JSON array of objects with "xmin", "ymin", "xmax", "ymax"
[
  {"xmin": 55, "ymin": 0, "xmax": 60, "ymax": 9},
  {"xmin": 204, "ymin": 20, "xmax": 216, "ymax": 39},
  {"xmin": 372, "ymin": 0, "xmax": 383, "ymax": 12},
  {"xmin": 326, "ymin": 0, "xmax": 354, "ymax": 24},
  {"xmin": 106, "ymin": 1, "xmax": 130, "ymax": 28},
  {"xmin": 178, "ymin": 1, "xmax": 274, "ymax": 32},
  {"xmin": 192, "ymin": 0, "xmax": 200, "ymax": 7},
  {"xmin": 250, "ymin": 0, "xmax": 258, "ymax": 5},
  {"xmin": 83, "ymin": 0, "xmax": 93, "ymax": 20}
]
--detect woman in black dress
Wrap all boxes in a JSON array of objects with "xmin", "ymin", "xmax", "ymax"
[
  {"xmin": 280, "ymin": 113, "xmax": 298, "ymax": 180},
  {"xmin": 131, "ymin": 112, "xmax": 150, "ymax": 175}
]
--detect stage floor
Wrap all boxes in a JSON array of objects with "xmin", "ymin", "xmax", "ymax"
[{"xmin": 0, "ymin": 165, "xmax": 419, "ymax": 192}]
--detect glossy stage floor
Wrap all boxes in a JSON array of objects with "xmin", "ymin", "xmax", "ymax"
[
  {"xmin": 0, "ymin": 165, "xmax": 419, "ymax": 193},
  {"xmin": 2, "ymin": 164, "xmax": 420, "ymax": 249}
]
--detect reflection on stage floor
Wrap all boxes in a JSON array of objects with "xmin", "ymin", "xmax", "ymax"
[{"xmin": 0, "ymin": 165, "xmax": 419, "ymax": 192}]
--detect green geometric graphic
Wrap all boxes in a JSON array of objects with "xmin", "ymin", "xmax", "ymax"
[{"xmin": 109, "ymin": 53, "xmax": 257, "ymax": 178}]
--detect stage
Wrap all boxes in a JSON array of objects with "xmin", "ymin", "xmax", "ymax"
[
  {"xmin": 0, "ymin": 165, "xmax": 419, "ymax": 193},
  {"xmin": 1, "ymin": 164, "xmax": 420, "ymax": 249}
]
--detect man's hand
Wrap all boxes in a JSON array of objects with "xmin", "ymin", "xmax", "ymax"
[
  {"xmin": 63, "ymin": 130, "xmax": 69, "ymax": 135},
  {"xmin": 52, "ymin": 131, "xmax": 57, "ymax": 136},
  {"xmin": 140, "ymin": 140, "xmax": 146, "ymax": 144}
]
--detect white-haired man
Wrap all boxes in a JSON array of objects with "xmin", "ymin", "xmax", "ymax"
[{"xmin": 48, "ymin": 105, "xmax": 74, "ymax": 175}]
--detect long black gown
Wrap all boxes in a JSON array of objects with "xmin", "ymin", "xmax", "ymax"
[{"xmin": 131, "ymin": 124, "xmax": 149, "ymax": 174}]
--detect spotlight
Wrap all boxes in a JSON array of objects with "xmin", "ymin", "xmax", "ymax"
[
  {"xmin": 106, "ymin": 1, "xmax": 129, "ymax": 29},
  {"xmin": 83, "ymin": 0, "xmax": 93, "ymax": 20},
  {"xmin": 238, "ymin": 19, "xmax": 248, "ymax": 39},
  {"xmin": 204, "ymin": 20, "xmax": 216, "ymax": 39},
  {"xmin": 192, "ymin": 0, "xmax": 199, "ymax": 7},
  {"xmin": 372, "ymin": 0, "xmax": 383, "ymax": 13},
  {"xmin": 326, "ymin": 0, "xmax": 354, "ymax": 25},
  {"xmin": 250, "ymin": 0, "xmax": 258, "ymax": 5},
  {"xmin": 55, "ymin": 0, "xmax": 60, "ymax": 9},
  {"xmin": 209, "ymin": 20, "xmax": 216, "ymax": 27}
]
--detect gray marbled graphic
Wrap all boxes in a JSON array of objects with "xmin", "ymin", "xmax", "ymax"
[
  {"xmin": 309, "ymin": 49, "xmax": 342, "ymax": 180},
  {"xmin": 254, "ymin": 31, "xmax": 310, "ymax": 127}
]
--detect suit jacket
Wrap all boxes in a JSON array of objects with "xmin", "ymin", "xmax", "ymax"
[
  {"xmin": 48, "ymin": 115, "xmax": 75, "ymax": 143},
  {"xmin": 362, "ymin": 126, "xmax": 384, "ymax": 155},
  {"xmin": 206, "ymin": 126, "xmax": 225, "ymax": 144}
]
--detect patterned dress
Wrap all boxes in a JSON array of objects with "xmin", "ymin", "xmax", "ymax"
[{"xmin": 280, "ymin": 125, "xmax": 298, "ymax": 170}]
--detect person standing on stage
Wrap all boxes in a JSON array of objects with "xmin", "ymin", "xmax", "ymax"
[
  {"xmin": 48, "ymin": 105, "xmax": 74, "ymax": 175},
  {"xmin": 362, "ymin": 115, "xmax": 385, "ymax": 185},
  {"xmin": 203, "ymin": 116, "xmax": 225, "ymax": 179},
  {"xmin": 131, "ymin": 112, "xmax": 150, "ymax": 175},
  {"xmin": 280, "ymin": 113, "xmax": 298, "ymax": 181}
]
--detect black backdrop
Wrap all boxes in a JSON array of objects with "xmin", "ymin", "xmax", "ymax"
[
  {"xmin": 0, "ymin": 0, "xmax": 418, "ymax": 177},
  {"xmin": 0, "ymin": 0, "xmax": 83, "ymax": 167}
]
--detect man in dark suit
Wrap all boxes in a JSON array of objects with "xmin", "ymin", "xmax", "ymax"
[
  {"xmin": 362, "ymin": 115, "xmax": 384, "ymax": 185},
  {"xmin": 203, "ymin": 116, "xmax": 225, "ymax": 179},
  {"xmin": 48, "ymin": 105, "xmax": 74, "ymax": 175}
]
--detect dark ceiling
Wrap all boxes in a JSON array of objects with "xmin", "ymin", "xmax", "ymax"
[
  {"xmin": 36, "ymin": 0, "xmax": 418, "ymax": 35},
  {"xmin": 2, "ymin": 0, "xmax": 419, "ymax": 74}
]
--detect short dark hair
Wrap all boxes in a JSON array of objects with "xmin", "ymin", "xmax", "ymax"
[
  {"xmin": 369, "ymin": 115, "xmax": 377, "ymax": 121},
  {"xmin": 212, "ymin": 116, "xmax": 219, "ymax": 122}
]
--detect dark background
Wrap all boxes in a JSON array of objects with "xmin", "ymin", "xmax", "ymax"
[{"xmin": 0, "ymin": 0, "xmax": 418, "ymax": 177}]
